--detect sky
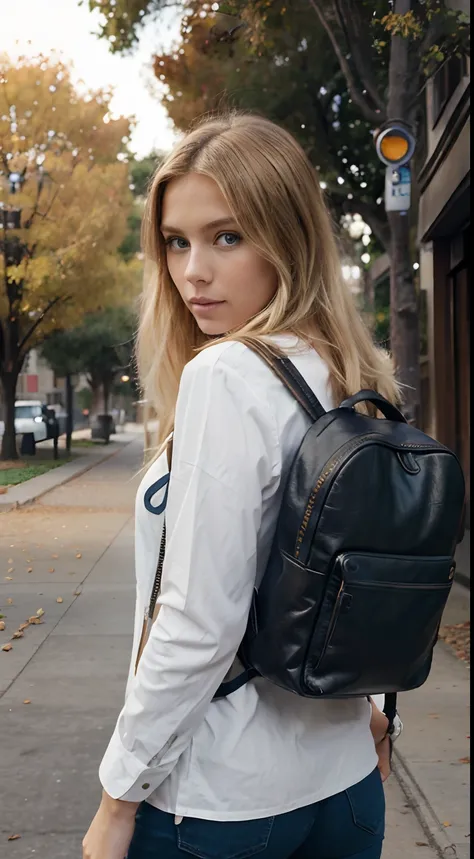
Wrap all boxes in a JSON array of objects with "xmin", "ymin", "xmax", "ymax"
[{"xmin": 0, "ymin": 0, "xmax": 181, "ymax": 156}]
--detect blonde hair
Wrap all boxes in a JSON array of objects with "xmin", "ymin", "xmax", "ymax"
[{"xmin": 137, "ymin": 111, "xmax": 400, "ymax": 451}]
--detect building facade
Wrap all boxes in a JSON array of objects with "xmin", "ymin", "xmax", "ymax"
[{"xmin": 418, "ymin": 22, "xmax": 470, "ymax": 526}]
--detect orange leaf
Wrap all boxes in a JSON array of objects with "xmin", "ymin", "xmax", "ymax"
[
  {"xmin": 8, "ymin": 834, "xmax": 21, "ymax": 841},
  {"xmin": 2, "ymin": 643, "xmax": 13, "ymax": 652},
  {"xmin": 56, "ymin": 597, "xmax": 63, "ymax": 604},
  {"xmin": 76, "ymin": 553, "xmax": 82, "ymax": 559},
  {"xmin": 11, "ymin": 630, "xmax": 24, "ymax": 639},
  {"xmin": 443, "ymin": 821, "xmax": 452, "ymax": 827},
  {"xmin": 23, "ymin": 699, "xmax": 31, "ymax": 705},
  {"xmin": 48, "ymin": 568, "xmax": 55, "ymax": 573},
  {"xmin": 0, "ymin": 621, "xmax": 5, "ymax": 631},
  {"xmin": 459, "ymin": 757, "xmax": 470, "ymax": 764}
]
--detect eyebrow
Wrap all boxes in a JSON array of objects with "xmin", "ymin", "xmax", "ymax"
[{"xmin": 160, "ymin": 217, "xmax": 238, "ymax": 233}]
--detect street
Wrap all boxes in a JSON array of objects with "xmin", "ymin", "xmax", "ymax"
[{"xmin": 0, "ymin": 435, "xmax": 467, "ymax": 858}]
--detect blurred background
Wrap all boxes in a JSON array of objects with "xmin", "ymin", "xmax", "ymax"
[{"xmin": 0, "ymin": 0, "xmax": 470, "ymax": 539}]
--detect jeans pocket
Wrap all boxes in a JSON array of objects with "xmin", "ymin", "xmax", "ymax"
[
  {"xmin": 176, "ymin": 815, "xmax": 275, "ymax": 859},
  {"xmin": 344, "ymin": 767, "xmax": 385, "ymax": 835}
]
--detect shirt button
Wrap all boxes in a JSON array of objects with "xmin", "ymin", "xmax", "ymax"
[{"xmin": 142, "ymin": 783, "xmax": 150, "ymax": 790}]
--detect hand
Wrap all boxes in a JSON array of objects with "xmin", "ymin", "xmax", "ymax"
[
  {"xmin": 83, "ymin": 792, "xmax": 139, "ymax": 859},
  {"xmin": 369, "ymin": 700, "xmax": 389, "ymax": 746},
  {"xmin": 375, "ymin": 734, "xmax": 391, "ymax": 782}
]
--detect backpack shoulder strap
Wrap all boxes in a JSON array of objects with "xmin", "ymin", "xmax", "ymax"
[{"xmin": 239, "ymin": 337, "xmax": 326, "ymax": 422}]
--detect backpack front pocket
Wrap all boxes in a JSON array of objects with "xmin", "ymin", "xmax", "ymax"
[{"xmin": 304, "ymin": 552, "xmax": 454, "ymax": 696}]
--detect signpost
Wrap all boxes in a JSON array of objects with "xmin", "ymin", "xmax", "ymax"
[
  {"xmin": 374, "ymin": 120, "xmax": 416, "ymax": 213},
  {"xmin": 384, "ymin": 164, "xmax": 411, "ymax": 212}
]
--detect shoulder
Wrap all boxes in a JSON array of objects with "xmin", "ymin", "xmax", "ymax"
[{"xmin": 179, "ymin": 339, "xmax": 272, "ymax": 399}]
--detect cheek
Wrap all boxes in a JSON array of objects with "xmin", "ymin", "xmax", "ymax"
[{"xmin": 166, "ymin": 255, "xmax": 185, "ymax": 295}]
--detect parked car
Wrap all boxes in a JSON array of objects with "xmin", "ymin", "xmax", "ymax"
[{"xmin": 0, "ymin": 400, "xmax": 60, "ymax": 443}]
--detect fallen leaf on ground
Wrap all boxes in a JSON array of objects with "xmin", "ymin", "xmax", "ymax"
[
  {"xmin": 415, "ymin": 843, "xmax": 429, "ymax": 848},
  {"xmin": 48, "ymin": 568, "xmax": 55, "ymax": 573},
  {"xmin": 2, "ymin": 643, "xmax": 13, "ymax": 652},
  {"xmin": 18, "ymin": 622, "xmax": 30, "ymax": 632},
  {"xmin": 27, "ymin": 568, "xmax": 33, "ymax": 574},
  {"xmin": 23, "ymin": 699, "xmax": 31, "ymax": 705},
  {"xmin": 56, "ymin": 597, "xmax": 63, "ymax": 603},
  {"xmin": 11, "ymin": 630, "xmax": 24, "ymax": 639},
  {"xmin": 8, "ymin": 558, "xmax": 13, "ymax": 564},
  {"xmin": 0, "ymin": 621, "xmax": 5, "ymax": 631},
  {"xmin": 6, "ymin": 598, "xmax": 13, "ymax": 605},
  {"xmin": 36, "ymin": 608, "xmax": 45, "ymax": 617},
  {"xmin": 76, "ymin": 553, "xmax": 82, "ymax": 559},
  {"xmin": 7, "ymin": 834, "xmax": 21, "ymax": 841},
  {"xmin": 7, "ymin": 567, "xmax": 14, "ymax": 573},
  {"xmin": 52, "ymin": 554, "xmax": 58, "ymax": 559},
  {"xmin": 28, "ymin": 616, "xmax": 43, "ymax": 625},
  {"xmin": 443, "ymin": 822, "xmax": 452, "ymax": 827},
  {"xmin": 439, "ymin": 621, "xmax": 470, "ymax": 665},
  {"xmin": 73, "ymin": 588, "xmax": 82, "ymax": 596},
  {"xmin": 5, "ymin": 577, "xmax": 13, "ymax": 582},
  {"xmin": 458, "ymin": 756, "xmax": 470, "ymax": 764}
]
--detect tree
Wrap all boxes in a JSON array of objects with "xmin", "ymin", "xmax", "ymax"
[
  {"xmin": 0, "ymin": 55, "xmax": 134, "ymax": 459},
  {"xmin": 118, "ymin": 152, "xmax": 164, "ymax": 261},
  {"xmin": 41, "ymin": 305, "xmax": 137, "ymax": 419},
  {"xmin": 88, "ymin": 0, "xmax": 469, "ymax": 423}
]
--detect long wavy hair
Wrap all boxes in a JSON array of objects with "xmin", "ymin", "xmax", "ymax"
[{"xmin": 137, "ymin": 111, "xmax": 400, "ymax": 453}]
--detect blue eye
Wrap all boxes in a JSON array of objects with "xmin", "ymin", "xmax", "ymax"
[
  {"xmin": 166, "ymin": 237, "xmax": 189, "ymax": 251},
  {"xmin": 217, "ymin": 232, "xmax": 241, "ymax": 247}
]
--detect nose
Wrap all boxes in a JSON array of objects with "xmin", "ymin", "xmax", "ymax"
[{"xmin": 184, "ymin": 245, "xmax": 213, "ymax": 287}]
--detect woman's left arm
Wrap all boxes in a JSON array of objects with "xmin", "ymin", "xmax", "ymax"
[{"xmin": 98, "ymin": 352, "xmax": 279, "ymax": 804}]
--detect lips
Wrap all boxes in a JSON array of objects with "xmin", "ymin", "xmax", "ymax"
[{"xmin": 190, "ymin": 298, "xmax": 224, "ymax": 306}]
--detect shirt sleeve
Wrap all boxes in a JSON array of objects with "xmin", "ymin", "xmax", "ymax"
[{"xmin": 99, "ymin": 349, "xmax": 280, "ymax": 801}]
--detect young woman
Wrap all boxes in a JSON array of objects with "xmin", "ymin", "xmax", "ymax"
[{"xmin": 83, "ymin": 112, "xmax": 402, "ymax": 859}]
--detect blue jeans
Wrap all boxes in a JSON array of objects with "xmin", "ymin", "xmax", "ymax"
[{"xmin": 127, "ymin": 767, "xmax": 385, "ymax": 858}]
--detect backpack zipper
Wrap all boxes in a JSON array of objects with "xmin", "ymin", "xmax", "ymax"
[{"xmin": 295, "ymin": 435, "xmax": 444, "ymax": 561}]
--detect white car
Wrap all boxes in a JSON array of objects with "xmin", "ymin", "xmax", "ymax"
[{"xmin": 0, "ymin": 400, "xmax": 59, "ymax": 442}]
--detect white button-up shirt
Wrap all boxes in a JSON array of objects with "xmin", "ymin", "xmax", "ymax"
[{"xmin": 99, "ymin": 336, "xmax": 380, "ymax": 821}]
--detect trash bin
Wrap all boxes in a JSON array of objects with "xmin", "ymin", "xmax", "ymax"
[
  {"xmin": 20, "ymin": 432, "xmax": 36, "ymax": 456},
  {"xmin": 91, "ymin": 414, "xmax": 114, "ymax": 444}
]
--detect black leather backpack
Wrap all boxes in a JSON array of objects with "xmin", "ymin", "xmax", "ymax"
[{"xmin": 214, "ymin": 339, "xmax": 466, "ymax": 716}]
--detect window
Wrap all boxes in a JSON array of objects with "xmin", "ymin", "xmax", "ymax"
[
  {"xmin": 15, "ymin": 405, "xmax": 42, "ymax": 420},
  {"xmin": 432, "ymin": 54, "xmax": 468, "ymax": 126}
]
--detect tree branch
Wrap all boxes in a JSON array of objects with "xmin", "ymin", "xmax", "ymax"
[
  {"xmin": 333, "ymin": 0, "xmax": 386, "ymax": 114},
  {"xmin": 18, "ymin": 296, "xmax": 63, "ymax": 354},
  {"xmin": 307, "ymin": 0, "xmax": 384, "ymax": 124}
]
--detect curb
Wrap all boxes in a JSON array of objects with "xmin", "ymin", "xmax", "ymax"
[
  {"xmin": 0, "ymin": 436, "xmax": 137, "ymax": 513},
  {"xmin": 392, "ymin": 752, "xmax": 459, "ymax": 858}
]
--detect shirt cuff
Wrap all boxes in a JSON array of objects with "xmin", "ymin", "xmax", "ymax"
[{"xmin": 99, "ymin": 726, "xmax": 178, "ymax": 802}]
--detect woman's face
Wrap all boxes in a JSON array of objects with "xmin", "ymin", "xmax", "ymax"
[{"xmin": 161, "ymin": 173, "xmax": 278, "ymax": 336}]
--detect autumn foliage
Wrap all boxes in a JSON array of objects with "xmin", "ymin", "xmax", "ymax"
[{"xmin": 0, "ymin": 55, "xmax": 134, "ymax": 458}]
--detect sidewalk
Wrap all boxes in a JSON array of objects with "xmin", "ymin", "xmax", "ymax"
[
  {"xmin": 0, "ymin": 438, "xmax": 469, "ymax": 858},
  {"xmin": 0, "ymin": 425, "xmax": 143, "ymax": 513}
]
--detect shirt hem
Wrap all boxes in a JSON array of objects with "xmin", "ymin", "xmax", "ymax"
[{"xmin": 145, "ymin": 757, "xmax": 378, "ymax": 822}]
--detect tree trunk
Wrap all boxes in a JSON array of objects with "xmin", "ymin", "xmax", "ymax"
[
  {"xmin": 0, "ymin": 371, "xmax": 20, "ymax": 460},
  {"xmin": 65, "ymin": 374, "xmax": 73, "ymax": 454},
  {"xmin": 90, "ymin": 381, "xmax": 101, "ymax": 416},
  {"xmin": 386, "ymin": 0, "xmax": 421, "ymax": 424},
  {"xmin": 388, "ymin": 211, "xmax": 420, "ymax": 423},
  {"xmin": 103, "ymin": 380, "xmax": 110, "ymax": 416}
]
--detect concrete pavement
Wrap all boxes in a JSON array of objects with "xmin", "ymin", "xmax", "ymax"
[{"xmin": 0, "ymin": 437, "xmax": 469, "ymax": 858}]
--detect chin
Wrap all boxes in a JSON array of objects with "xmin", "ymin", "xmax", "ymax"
[{"xmin": 194, "ymin": 318, "xmax": 229, "ymax": 336}]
